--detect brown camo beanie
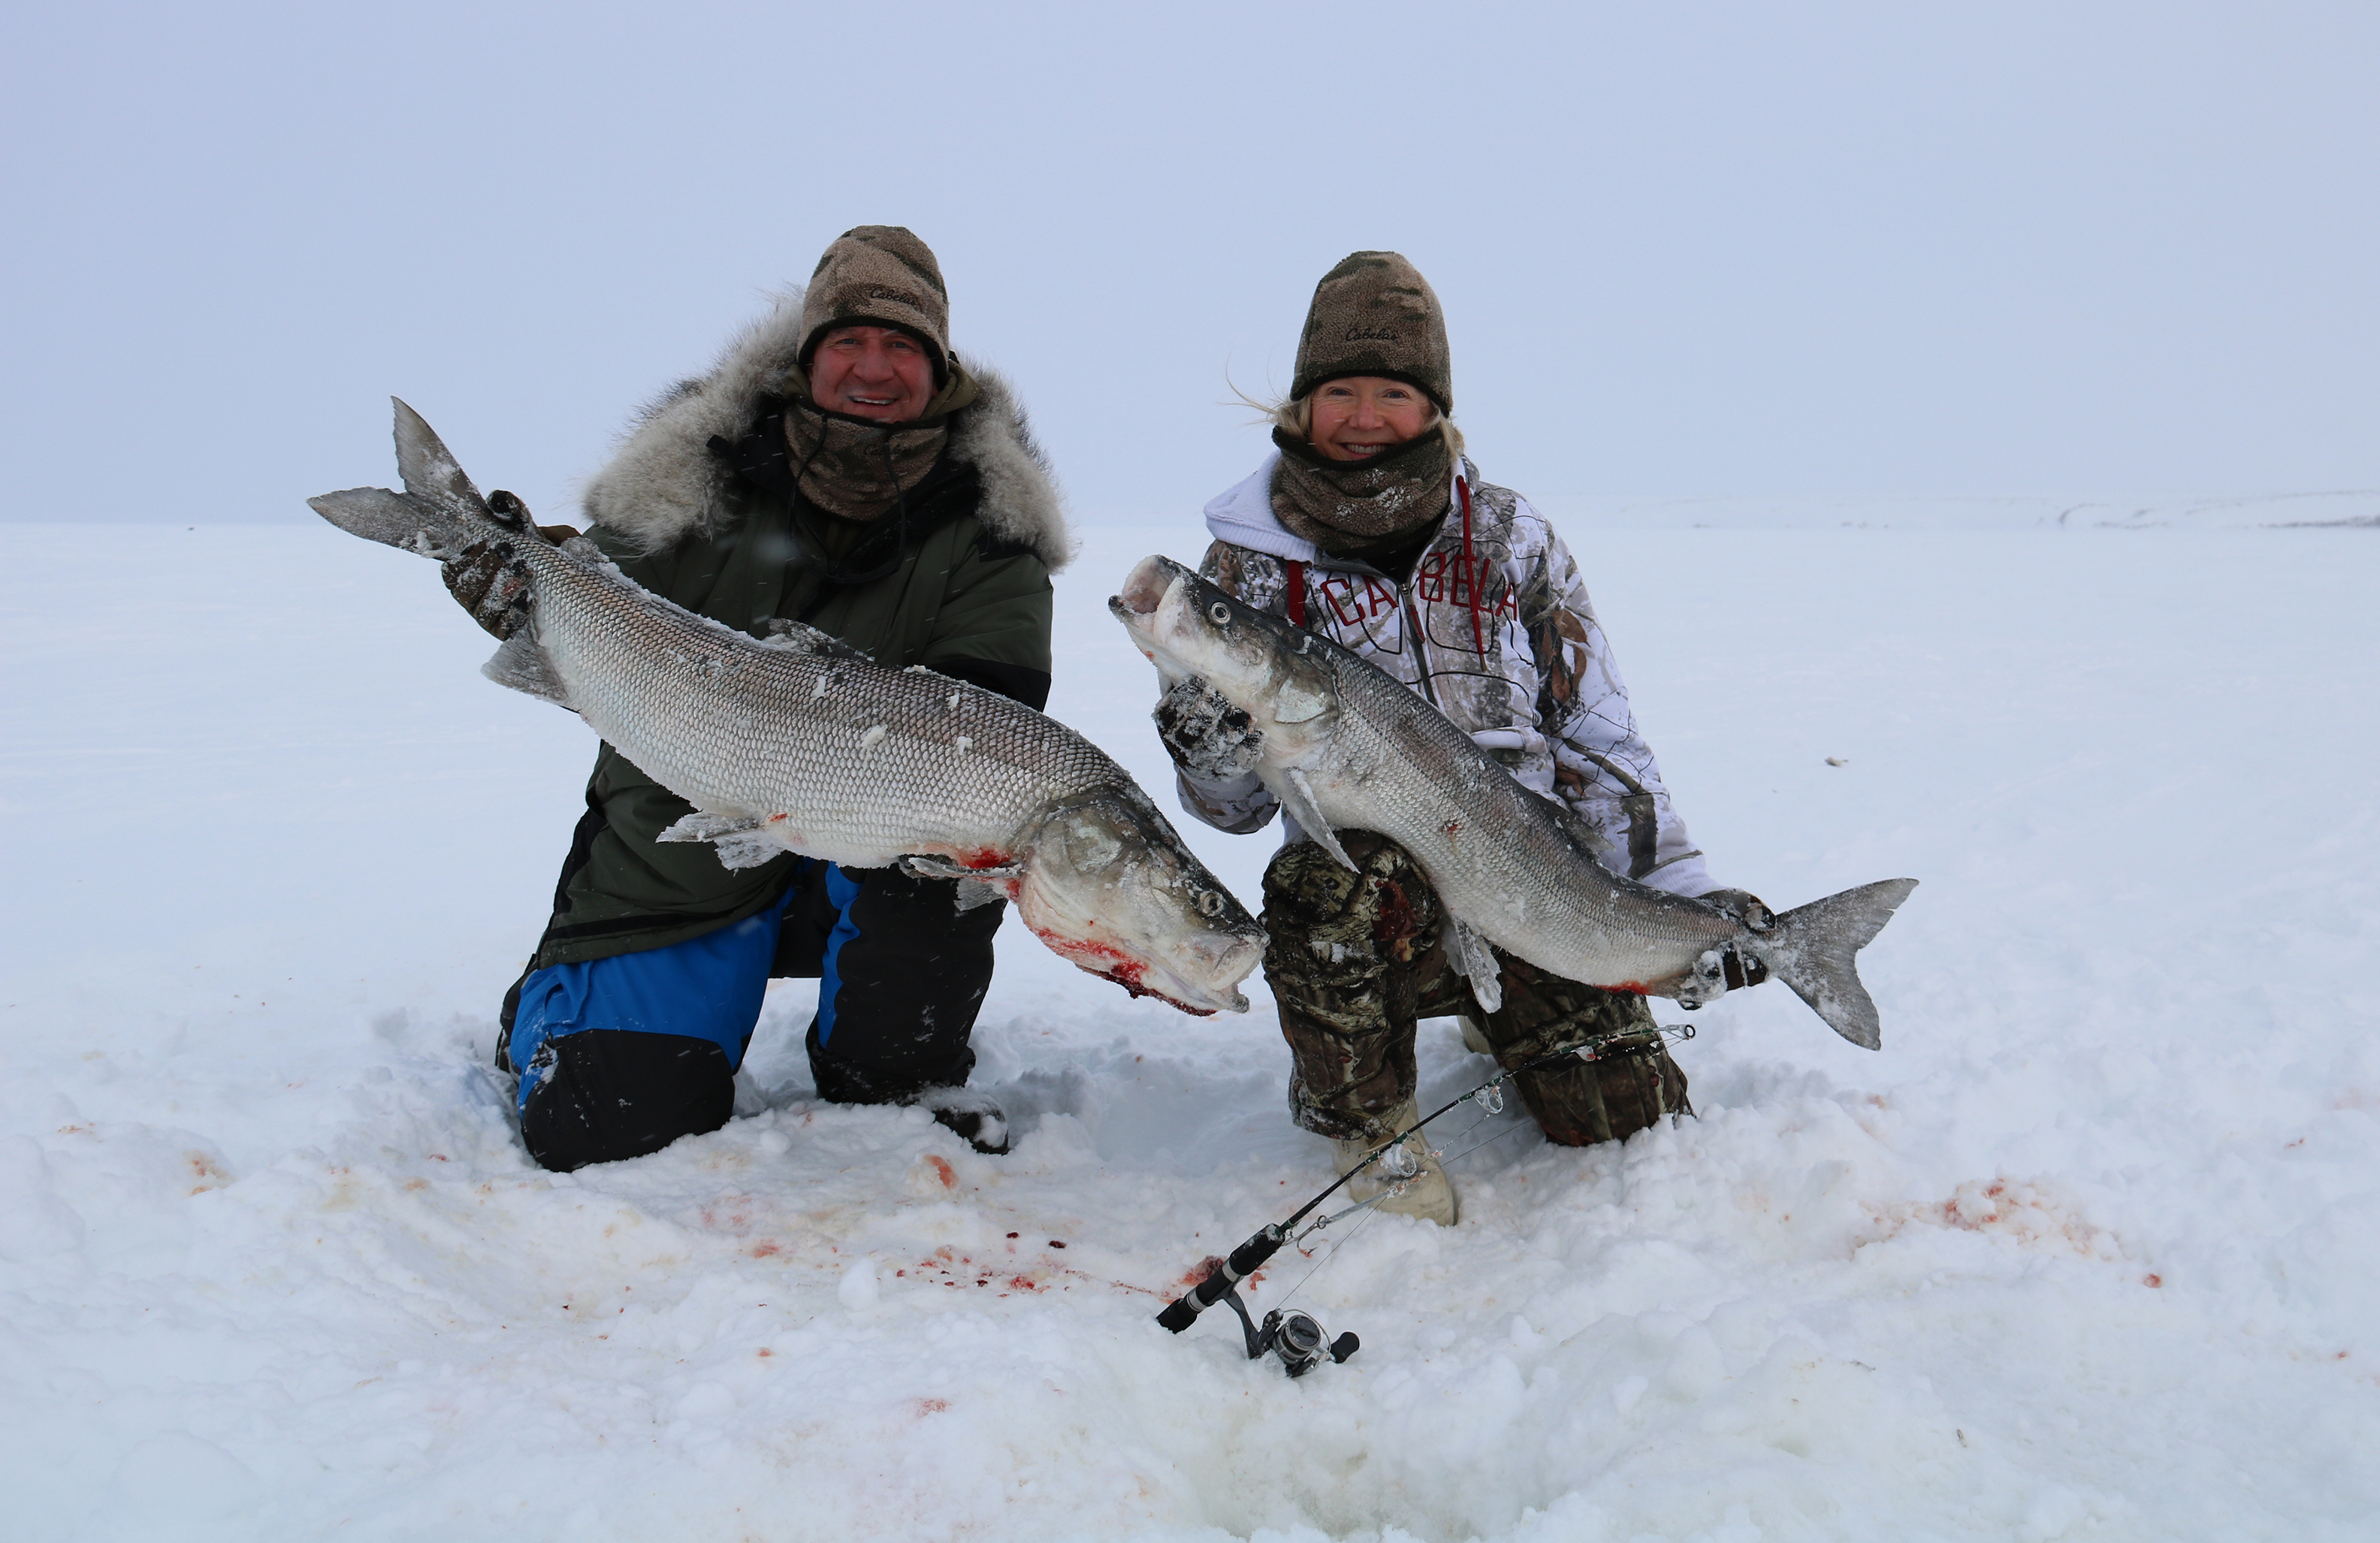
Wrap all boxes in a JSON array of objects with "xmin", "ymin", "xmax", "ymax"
[
  {"xmin": 1289, "ymin": 251, "xmax": 1451, "ymax": 413},
  {"xmin": 796, "ymin": 225, "xmax": 952, "ymax": 382}
]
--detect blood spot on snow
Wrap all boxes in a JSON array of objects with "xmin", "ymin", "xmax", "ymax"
[
  {"xmin": 402, "ymin": 1178, "xmax": 428, "ymax": 1192},
  {"xmin": 1181, "ymin": 1255, "xmax": 1227, "ymax": 1288},
  {"xmin": 1007, "ymin": 1231, "xmax": 1019, "ymax": 1239},
  {"xmin": 1049, "ymin": 1240, "xmax": 1066, "ymax": 1249},
  {"xmin": 757, "ymin": 1348, "xmax": 772, "ymax": 1357},
  {"xmin": 2145, "ymin": 1274, "xmax": 2163, "ymax": 1288},
  {"xmin": 912, "ymin": 1399, "xmax": 950, "ymax": 1416},
  {"xmin": 751, "ymin": 1243, "xmax": 781, "ymax": 1258},
  {"xmin": 926, "ymin": 1155, "xmax": 956, "ymax": 1188},
  {"xmin": 1010, "ymin": 1276, "xmax": 1037, "ymax": 1291}
]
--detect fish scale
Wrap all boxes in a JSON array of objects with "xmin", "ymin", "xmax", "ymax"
[
  {"xmin": 307, "ymin": 401, "xmax": 1267, "ymax": 1016},
  {"xmin": 526, "ymin": 554, "xmax": 1113, "ymax": 871}
]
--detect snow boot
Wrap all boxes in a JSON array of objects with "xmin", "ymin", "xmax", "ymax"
[
  {"xmin": 1330, "ymin": 1098, "xmax": 1456, "ymax": 1225},
  {"xmin": 914, "ymin": 1087, "xmax": 1011, "ymax": 1155}
]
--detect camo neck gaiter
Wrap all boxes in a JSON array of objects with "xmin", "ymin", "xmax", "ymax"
[
  {"xmin": 1269, "ymin": 425, "xmax": 1452, "ymax": 554},
  {"xmin": 780, "ymin": 401, "xmax": 947, "ymax": 523}
]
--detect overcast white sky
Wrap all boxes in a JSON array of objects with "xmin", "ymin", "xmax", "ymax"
[{"xmin": 3, "ymin": 2, "xmax": 2373, "ymax": 526}]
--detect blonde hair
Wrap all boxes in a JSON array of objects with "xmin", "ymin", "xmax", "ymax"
[{"xmin": 1229, "ymin": 378, "xmax": 1465, "ymax": 460}]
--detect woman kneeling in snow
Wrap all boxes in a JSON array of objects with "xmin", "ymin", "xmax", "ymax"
[{"xmin": 1156, "ymin": 251, "xmax": 1770, "ymax": 1224}]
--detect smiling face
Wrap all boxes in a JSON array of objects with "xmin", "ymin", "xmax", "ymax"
[
  {"xmin": 807, "ymin": 325, "xmax": 938, "ymax": 421},
  {"xmin": 1307, "ymin": 376, "xmax": 1439, "ymax": 461}
]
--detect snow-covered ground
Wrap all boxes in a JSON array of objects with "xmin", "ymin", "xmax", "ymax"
[{"xmin": 2, "ymin": 513, "xmax": 2375, "ymax": 1541}]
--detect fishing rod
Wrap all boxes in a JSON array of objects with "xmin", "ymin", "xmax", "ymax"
[{"xmin": 1155, "ymin": 1022, "xmax": 1691, "ymax": 1376}]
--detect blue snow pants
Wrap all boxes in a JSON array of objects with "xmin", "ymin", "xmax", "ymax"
[{"xmin": 505, "ymin": 859, "xmax": 1004, "ymax": 1170}]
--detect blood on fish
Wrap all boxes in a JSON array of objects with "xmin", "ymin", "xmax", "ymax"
[{"xmin": 1028, "ymin": 929, "xmax": 1217, "ymax": 1017}]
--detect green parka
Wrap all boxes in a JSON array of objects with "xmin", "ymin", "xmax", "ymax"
[{"xmin": 523, "ymin": 310, "xmax": 1071, "ymax": 971}]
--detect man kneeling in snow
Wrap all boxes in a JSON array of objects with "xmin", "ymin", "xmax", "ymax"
[{"xmin": 449, "ymin": 227, "xmax": 1068, "ymax": 1170}]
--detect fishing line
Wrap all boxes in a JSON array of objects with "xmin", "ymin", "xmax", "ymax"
[{"xmin": 1154, "ymin": 1022, "xmax": 1700, "ymax": 1375}]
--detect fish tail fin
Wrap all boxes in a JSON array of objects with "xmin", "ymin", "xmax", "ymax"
[
  {"xmin": 392, "ymin": 397, "xmax": 497, "ymax": 520},
  {"xmin": 1753, "ymin": 877, "xmax": 1918, "ymax": 1049},
  {"xmin": 307, "ymin": 399, "xmax": 512, "ymax": 560},
  {"xmin": 306, "ymin": 485, "xmax": 467, "ymax": 559}
]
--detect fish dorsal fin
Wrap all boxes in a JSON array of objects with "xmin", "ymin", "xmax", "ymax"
[{"xmin": 761, "ymin": 615, "xmax": 870, "ymax": 661}]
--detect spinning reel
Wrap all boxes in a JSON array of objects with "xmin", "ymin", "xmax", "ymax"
[{"xmin": 1217, "ymin": 1285, "xmax": 1358, "ymax": 1379}]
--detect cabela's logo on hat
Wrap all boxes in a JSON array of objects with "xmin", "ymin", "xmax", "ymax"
[{"xmin": 1343, "ymin": 326, "xmax": 1400, "ymax": 343}]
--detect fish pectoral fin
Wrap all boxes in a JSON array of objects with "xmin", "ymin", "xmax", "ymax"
[
  {"xmin": 896, "ymin": 855, "xmax": 1022, "ymax": 912},
  {"xmin": 711, "ymin": 836, "xmax": 786, "ymax": 871},
  {"xmin": 1275, "ymin": 768, "xmax": 1355, "ymax": 870},
  {"xmin": 481, "ymin": 632, "xmax": 572, "ymax": 708},
  {"xmin": 1445, "ymin": 916, "xmax": 1504, "ymax": 1015}
]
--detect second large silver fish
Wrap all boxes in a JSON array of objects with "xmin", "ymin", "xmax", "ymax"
[{"xmin": 1110, "ymin": 554, "xmax": 1914, "ymax": 1046}]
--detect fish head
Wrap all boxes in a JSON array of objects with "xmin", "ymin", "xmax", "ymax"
[
  {"xmin": 1110, "ymin": 555, "xmax": 1340, "ymax": 752},
  {"xmin": 1012, "ymin": 783, "xmax": 1267, "ymax": 1015}
]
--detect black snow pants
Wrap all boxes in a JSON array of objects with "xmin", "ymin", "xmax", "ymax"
[{"xmin": 501, "ymin": 859, "xmax": 1003, "ymax": 1171}]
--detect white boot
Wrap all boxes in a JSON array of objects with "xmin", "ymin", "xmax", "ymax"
[{"xmin": 1330, "ymin": 1098, "xmax": 1457, "ymax": 1225}]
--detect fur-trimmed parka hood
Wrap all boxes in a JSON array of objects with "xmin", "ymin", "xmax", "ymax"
[{"xmin": 580, "ymin": 293, "xmax": 1071, "ymax": 570}]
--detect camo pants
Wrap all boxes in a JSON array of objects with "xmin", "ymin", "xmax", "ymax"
[{"xmin": 1262, "ymin": 831, "xmax": 1690, "ymax": 1146}]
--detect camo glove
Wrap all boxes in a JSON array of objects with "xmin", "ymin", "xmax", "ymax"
[
  {"xmin": 1153, "ymin": 675, "xmax": 1264, "ymax": 782},
  {"xmin": 1698, "ymin": 886, "xmax": 1775, "ymax": 932},
  {"xmin": 441, "ymin": 491, "xmax": 580, "ymax": 640},
  {"xmin": 1697, "ymin": 886, "xmax": 1773, "ymax": 989}
]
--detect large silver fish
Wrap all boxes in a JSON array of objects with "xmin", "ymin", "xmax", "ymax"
[
  {"xmin": 308, "ymin": 402, "xmax": 1267, "ymax": 1014},
  {"xmin": 1110, "ymin": 554, "xmax": 1916, "ymax": 1046}
]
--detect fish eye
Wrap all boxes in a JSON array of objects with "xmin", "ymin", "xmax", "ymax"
[
  {"xmin": 1197, "ymin": 889, "xmax": 1225, "ymax": 917},
  {"xmin": 1207, "ymin": 602, "xmax": 1231, "ymax": 625}
]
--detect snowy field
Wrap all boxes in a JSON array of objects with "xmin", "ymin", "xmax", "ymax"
[{"xmin": 2, "ymin": 512, "xmax": 2375, "ymax": 1542}]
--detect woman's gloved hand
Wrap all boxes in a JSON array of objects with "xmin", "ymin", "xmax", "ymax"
[
  {"xmin": 1152, "ymin": 675, "xmax": 1264, "ymax": 782},
  {"xmin": 1697, "ymin": 886, "xmax": 1774, "ymax": 989},
  {"xmin": 1698, "ymin": 886, "xmax": 1774, "ymax": 932}
]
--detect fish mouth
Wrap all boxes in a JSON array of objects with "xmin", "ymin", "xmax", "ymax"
[
  {"xmin": 1110, "ymin": 555, "xmax": 1182, "ymax": 618},
  {"xmin": 1031, "ymin": 929, "xmax": 1253, "ymax": 1016}
]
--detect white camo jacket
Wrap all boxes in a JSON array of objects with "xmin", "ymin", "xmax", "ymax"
[{"xmin": 1177, "ymin": 451, "xmax": 1715, "ymax": 897}]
